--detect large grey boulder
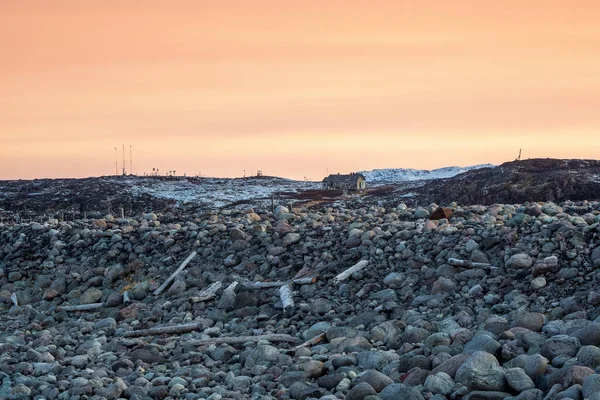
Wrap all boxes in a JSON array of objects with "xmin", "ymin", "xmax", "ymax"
[
  {"xmin": 505, "ymin": 368, "xmax": 535, "ymax": 392},
  {"xmin": 346, "ymin": 382, "xmax": 376, "ymax": 400},
  {"xmin": 540, "ymin": 335, "xmax": 581, "ymax": 361},
  {"xmin": 506, "ymin": 253, "xmax": 533, "ymax": 269},
  {"xmin": 424, "ymin": 372, "xmax": 454, "ymax": 396},
  {"xmin": 379, "ymin": 383, "xmax": 425, "ymax": 400},
  {"xmin": 577, "ymin": 345, "xmax": 600, "ymax": 369},
  {"xmin": 583, "ymin": 374, "xmax": 600, "ymax": 400},
  {"xmin": 456, "ymin": 351, "xmax": 506, "ymax": 391}
]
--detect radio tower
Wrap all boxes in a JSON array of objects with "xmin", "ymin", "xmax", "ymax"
[{"xmin": 122, "ymin": 144, "xmax": 126, "ymax": 175}]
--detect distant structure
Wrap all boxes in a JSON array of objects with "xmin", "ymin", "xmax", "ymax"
[
  {"xmin": 516, "ymin": 149, "xmax": 522, "ymax": 161},
  {"xmin": 122, "ymin": 144, "xmax": 126, "ymax": 175},
  {"xmin": 322, "ymin": 173, "xmax": 366, "ymax": 191},
  {"xmin": 257, "ymin": 170, "xmax": 263, "ymax": 177}
]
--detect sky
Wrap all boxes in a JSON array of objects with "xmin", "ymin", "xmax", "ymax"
[{"xmin": 1, "ymin": 1, "xmax": 600, "ymax": 180}]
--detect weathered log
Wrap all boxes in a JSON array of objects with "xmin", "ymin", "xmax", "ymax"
[
  {"xmin": 289, "ymin": 332, "xmax": 326, "ymax": 352},
  {"xmin": 10, "ymin": 293, "xmax": 18, "ymax": 307},
  {"xmin": 245, "ymin": 276, "xmax": 316, "ymax": 289},
  {"xmin": 57, "ymin": 303, "xmax": 104, "ymax": 312},
  {"xmin": 279, "ymin": 284, "xmax": 294, "ymax": 315},
  {"xmin": 333, "ymin": 260, "xmax": 369, "ymax": 284},
  {"xmin": 189, "ymin": 334, "xmax": 298, "ymax": 346},
  {"xmin": 122, "ymin": 322, "xmax": 204, "ymax": 338},
  {"xmin": 153, "ymin": 251, "xmax": 197, "ymax": 295},
  {"xmin": 191, "ymin": 282, "xmax": 223, "ymax": 303},
  {"xmin": 447, "ymin": 258, "xmax": 494, "ymax": 269}
]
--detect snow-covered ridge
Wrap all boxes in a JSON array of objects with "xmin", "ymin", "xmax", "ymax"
[
  {"xmin": 127, "ymin": 176, "xmax": 320, "ymax": 208},
  {"xmin": 359, "ymin": 164, "xmax": 495, "ymax": 183}
]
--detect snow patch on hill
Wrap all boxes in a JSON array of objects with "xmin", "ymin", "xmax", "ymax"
[
  {"xmin": 127, "ymin": 176, "xmax": 320, "ymax": 208},
  {"xmin": 359, "ymin": 164, "xmax": 495, "ymax": 183}
]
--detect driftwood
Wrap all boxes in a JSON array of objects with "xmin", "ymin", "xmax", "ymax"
[
  {"xmin": 447, "ymin": 258, "xmax": 494, "ymax": 270},
  {"xmin": 289, "ymin": 332, "xmax": 326, "ymax": 352},
  {"xmin": 122, "ymin": 322, "xmax": 204, "ymax": 338},
  {"xmin": 279, "ymin": 284, "xmax": 294, "ymax": 315},
  {"xmin": 191, "ymin": 282, "xmax": 223, "ymax": 303},
  {"xmin": 245, "ymin": 277, "xmax": 316, "ymax": 289},
  {"xmin": 189, "ymin": 333, "xmax": 298, "ymax": 346},
  {"xmin": 333, "ymin": 260, "xmax": 369, "ymax": 284},
  {"xmin": 153, "ymin": 251, "xmax": 197, "ymax": 295},
  {"xmin": 58, "ymin": 303, "xmax": 104, "ymax": 312},
  {"xmin": 10, "ymin": 293, "xmax": 18, "ymax": 307}
]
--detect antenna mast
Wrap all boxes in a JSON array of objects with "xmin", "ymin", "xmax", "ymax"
[
  {"xmin": 130, "ymin": 145, "xmax": 133, "ymax": 175},
  {"xmin": 122, "ymin": 144, "xmax": 126, "ymax": 175},
  {"xmin": 114, "ymin": 147, "xmax": 118, "ymax": 175}
]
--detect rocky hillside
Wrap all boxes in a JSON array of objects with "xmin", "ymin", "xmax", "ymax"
[
  {"xmin": 415, "ymin": 159, "xmax": 600, "ymax": 206},
  {"xmin": 0, "ymin": 176, "xmax": 319, "ymax": 221},
  {"xmin": 1, "ymin": 198, "xmax": 600, "ymax": 399}
]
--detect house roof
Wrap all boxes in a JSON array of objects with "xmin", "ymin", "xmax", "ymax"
[{"xmin": 322, "ymin": 173, "xmax": 366, "ymax": 183}]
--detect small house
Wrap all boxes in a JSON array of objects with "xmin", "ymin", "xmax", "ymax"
[{"xmin": 322, "ymin": 173, "xmax": 366, "ymax": 191}]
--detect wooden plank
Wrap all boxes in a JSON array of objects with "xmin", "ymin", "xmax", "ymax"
[
  {"xmin": 190, "ymin": 282, "xmax": 222, "ymax": 303},
  {"xmin": 57, "ymin": 303, "xmax": 104, "ymax": 312},
  {"xmin": 153, "ymin": 251, "xmax": 197, "ymax": 295},
  {"xmin": 122, "ymin": 322, "xmax": 204, "ymax": 338},
  {"xmin": 189, "ymin": 334, "xmax": 298, "ymax": 346},
  {"xmin": 245, "ymin": 276, "xmax": 316, "ymax": 289},
  {"xmin": 447, "ymin": 258, "xmax": 493, "ymax": 270},
  {"xmin": 10, "ymin": 293, "xmax": 18, "ymax": 307},
  {"xmin": 333, "ymin": 260, "xmax": 369, "ymax": 284},
  {"xmin": 279, "ymin": 284, "xmax": 294, "ymax": 315},
  {"xmin": 289, "ymin": 333, "xmax": 326, "ymax": 352}
]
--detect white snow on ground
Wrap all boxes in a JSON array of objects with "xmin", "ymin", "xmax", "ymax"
[
  {"xmin": 125, "ymin": 177, "xmax": 321, "ymax": 208},
  {"xmin": 359, "ymin": 164, "xmax": 495, "ymax": 183},
  {"xmin": 108, "ymin": 164, "xmax": 495, "ymax": 208}
]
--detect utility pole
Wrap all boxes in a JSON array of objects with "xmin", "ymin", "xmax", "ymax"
[{"xmin": 130, "ymin": 145, "xmax": 133, "ymax": 175}]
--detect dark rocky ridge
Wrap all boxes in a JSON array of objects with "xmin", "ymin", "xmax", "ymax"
[
  {"xmin": 0, "ymin": 176, "xmax": 175, "ymax": 220},
  {"xmin": 415, "ymin": 159, "xmax": 600, "ymax": 206},
  {"xmin": 0, "ymin": 175, "xmax": 315, "ymax": 222}
]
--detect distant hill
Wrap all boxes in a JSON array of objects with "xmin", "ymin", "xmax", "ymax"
[
  {"xmin": 359, "ymin": 164, "xmax": 495, "ymax": 183},
  {"xmin": 414, "ymin": 158, "xmax": 600, "ymax": 205}
]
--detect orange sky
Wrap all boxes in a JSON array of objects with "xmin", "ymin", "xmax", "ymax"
[{"xmin": 1, "ymin": 1, "xmax": 599, "ymax": 180}]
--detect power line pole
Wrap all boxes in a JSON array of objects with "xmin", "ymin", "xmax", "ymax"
[
  {"xmin": 114, "ymin": 147, "xmax": 118, "ymax": 175},
  {"xmin": 122, "ymin": 144, "xmax": 126, "ymax": 175},
  {"xmin": 130, "ymin": 145, "xmax": 133, "ymax": 175}
]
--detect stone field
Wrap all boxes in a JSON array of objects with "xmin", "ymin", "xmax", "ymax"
[{"xmin": 1, "ymin": 199, "xmax": 600, "ymax": 400}]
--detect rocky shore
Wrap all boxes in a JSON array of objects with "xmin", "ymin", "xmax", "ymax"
[{"xmin": 1, "ymin": 199, "xmax": 600, "ymax": 400}]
